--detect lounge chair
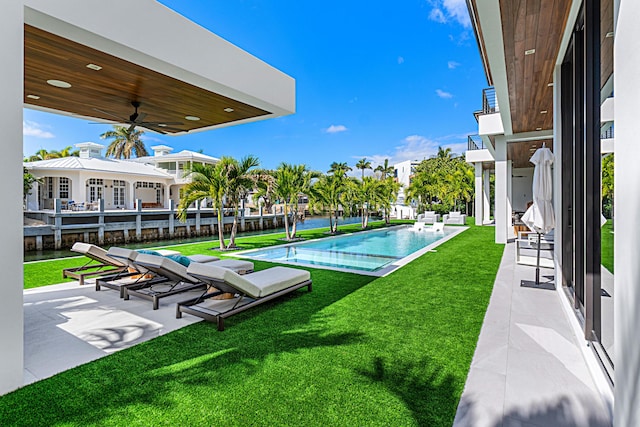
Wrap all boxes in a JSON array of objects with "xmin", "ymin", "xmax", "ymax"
[
  {"xmin": 125, "ymin": 253, "xmax": 256, "ymax": 309},
  {"xmin": 63, "ymin": 243, "xmax": 127, "ymax": 286},
  {"xmin": 411, "ymin": 221, "xmax": 445, "ymax": 232},
  {"xmin": 421, "ymin": 211, "xmax": 440, "ymax": 224},
  {"xmin": 177, "ymin": 263, "xmax": 312, "ymax": 331},
  {"xmin": 99, "ymin": 247, "xmax": 254, "ymax": 299},
  {"xmin": 443, "ymin": 211, "xmax": 467, "ymax": 225}
]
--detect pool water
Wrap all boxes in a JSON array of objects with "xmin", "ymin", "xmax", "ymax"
[{"xmin": 241, "ymin": 226, "xmax": 457, "ymax": 272}]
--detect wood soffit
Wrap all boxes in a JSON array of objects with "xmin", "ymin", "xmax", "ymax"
[{"xmin": 24, "ymin": 24, "xmax": 270, "ymax": 134}]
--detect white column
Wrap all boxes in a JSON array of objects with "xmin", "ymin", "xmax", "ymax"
[
  {"xmin": 474, "ymin": 163, "xmax": 483, "ymax": 225},
  {"xmin": 128, "ymin": 181, "xmax": 136, "ymax": 209},
  {"xmin": 0, "ymin": 0, "xmax": 24, "ymax": 394},
  {"xmin": 164, "ymin": 184, "xmax": 171, "ymax": 209},
  {"xmin": 615, "ymin": 1, "xmax": 640, "ymax": 424},
  {"xmin": 494, "ymin": 136, "xmax": 508, "ymax": 243},
  {"xmin": 483, "ymin": 169, "xmax": 491, "ymax": 223},
  {"xmin": 507, "ymin": 159, "xmax": 513, "ymax": 238}
]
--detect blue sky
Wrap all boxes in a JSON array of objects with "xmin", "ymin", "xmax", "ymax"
[{"xmin": 23, "ymin": 0, "xmax": 487, "ymax": 174}]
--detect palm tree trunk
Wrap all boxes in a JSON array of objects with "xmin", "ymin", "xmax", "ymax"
[
  {"xmin": 217, "ymin": 208, "xmax": 226, "ymax": 250},
  {"xmin": 363, "ymin": 207, "xmax": 369, "ymax": 228},
  {"xmin": 228, "ymin": 204, "xmax": 239, "ymax": 248},
  {"xmin": 283, "ymin": 201, "xmax": 291, "ymax": 240},
  {"xmin": 328, "ymin": 208, "xmax": 334, "ymax": 234},
  {"xmin": 291, "ymin": 203, "xmax": 299, "ymax": 239}
]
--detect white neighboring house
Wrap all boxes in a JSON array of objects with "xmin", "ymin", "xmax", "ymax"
[
  {"xmin": 131, "ymin": 144, "xmax": 220, "ymax": 207},
  {"xmin": 392, "ymin": 160, "xmax": 419, "ymax": 219},
  {"xmin": 24, "ymin": 142, "xmax": 219, "ymax": 211}
]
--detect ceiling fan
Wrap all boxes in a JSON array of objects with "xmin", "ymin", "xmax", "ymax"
[{"xmin": 92, "ymin": 101, "xmax": 185, "ymax": 134}]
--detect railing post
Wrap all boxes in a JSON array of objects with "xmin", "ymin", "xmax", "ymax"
[
  {"xmin": 169, "ymin": 199, "xmax": 175, "ymax": 238},
  {"xmin": 136, "ymin": 198, "xmax": 142, "ymax": 241},
  {"xmin": 98, "ymin": 199, "xmax": 105, "ymax": 245},
  {"xmin": 54, "ymin": 199, "xmax": 62, "ymax": 249}
]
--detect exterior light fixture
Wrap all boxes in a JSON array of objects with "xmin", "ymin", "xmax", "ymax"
[
  {"xmin": 184, "ymin": 115, "xmax": 200, "ymax": 121},
  {"xmin": 536, "ymin": 127, "xmax": 542, "ymax": 131},
  {"xmin": 224, "ymin": 107, "xmax": 234, "ymax": 113},
  {"xmin": 540, "ymin": 110, "xmax": 548, "ymax": 114},
  {"xmin": 26, "ymin": 94, "xmax": 40, "ymax": 99},
  {"xmin": 606, "ymin": 32, "xmax": 614, "ymax": 38},
  {"xmin": 86, "ymin": 63, "xmax": 102, "ymax": 70},
  {"xmin": 47, "ymin": 79, "xmax": 72, "ymax": 88},
  {"xmin": 525, "ymin": 49, "xmax": 536, "ymax": 55},
  {"xmin": 547, "ymin": 83, "xmax": 554, "ymax": 87}
]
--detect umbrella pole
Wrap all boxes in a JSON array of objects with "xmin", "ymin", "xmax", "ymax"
[{"xmin": 535, "ymin": 232, "xmax": 541, "ymax": 285}]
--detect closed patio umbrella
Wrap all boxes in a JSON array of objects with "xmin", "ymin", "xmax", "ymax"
[{"xmin": 521, "ymin": 144, "xmax": 555, "ymax": 287}]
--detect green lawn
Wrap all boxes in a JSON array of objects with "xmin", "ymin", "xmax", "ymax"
[
  {"xmin": 9, "ymin": 222, "xmax": 504, "ymax": 426},
  {"xmin": 601, "ymin": 219, "xmax": 614, "ymax": 273}
]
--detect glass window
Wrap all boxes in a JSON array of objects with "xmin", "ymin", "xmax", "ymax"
[{"xmin": 59, "ymin": 177, "xmax": 69, "ymax": 199}]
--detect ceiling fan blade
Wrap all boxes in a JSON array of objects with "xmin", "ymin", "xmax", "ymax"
[
  {"xmin": 135, "ymin": 112, "xmax": 148, "ymax": 123},
  {"xmin": 127, "ymin": 123, "xmax": 137, "ymax": 133},
  {"xmin": 92, "ymin": 108, "xmax": 126, "ymax": 121}
]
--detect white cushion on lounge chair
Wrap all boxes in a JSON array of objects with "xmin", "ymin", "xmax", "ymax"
[
  {"xmin": 187, "ymin": 254, "xmax": 220, "ymax": 263},
  {"xmin": 187, "ymin": 263, "xmax": 310, "ymax": 298},
  {"xmin": 71, "ymin": 242, "xmax": 125, "ymax": 267},
  {"xmin": 135, "ymin": 253, "xmax": 200, "ymax": 283},
  {"xmin": 205, "ymin": 259, "xmax": 254, "ymax": 274}
]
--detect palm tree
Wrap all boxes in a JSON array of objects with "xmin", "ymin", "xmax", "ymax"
[
  {"xmin": 271, "ymin": 163, "xmax": 318, "ymax": 240},
  {"xmin": 309, "ymin": 173, "xmax": 348, "ymax": 234},
  {"xmin": 58, "ymin": 146, "xmax": 79, "ymax": 157},
  {"xmin": 100, "ymin": 125, "xmax": 148, "ymax": 159},
  {"xmin": 218, "ymin": 155, "xmax": 261, "ymax": 248},
  {"xmin": 328, "ymin": 161, "xmax": 352, "ymax": 176},
  {"xmin": 374, "ymin": 159, "xmax": 394, "ymax": 180},
  {"xmin": 436, "ymin": 146, "xmax": 453, "ymax": 160},
  {"xmin": 349, "ymin": 176, "xmax": 381, "ymax": 229},
  {"xmin": 177, "ymin": 163, "xmax": 228, "ymax": 250},
  {"xmin": 379, "ymin": 177, "xmax": 401, "ymax": 224},
  {"xmin": 355, "ymin": 158, "xmax": 372, "ymax": 180}
]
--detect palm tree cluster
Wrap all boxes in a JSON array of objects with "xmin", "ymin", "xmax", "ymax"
[
  {"xmin": 177, "ymin": 156, "xmax": 260, "ymax": 250},
  {"xmin": 100, "ymin": 126, "xmax": 148, "ymax": 159},
  {"xmin": 406, "ymin": 147, "xmax": 474, "ymax": 214},
  {"xmin": 24, "ymin": 146, "xmax": 79, "ymax": 162}
]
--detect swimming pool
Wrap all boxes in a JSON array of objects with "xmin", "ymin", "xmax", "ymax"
[{"xmin": 237, "ymin": 225, "xmax": 466, "ymax": 275}]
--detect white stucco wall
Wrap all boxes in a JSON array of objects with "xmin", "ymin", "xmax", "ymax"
[
  {"xmin": 511, "ymin": 167, "xmax": 534, "ymax": 213},
  {"xmin": 0, "ymin": 0, "xmax": 24, "ymax": 395},
  {"xmin": 614, "ymin": 0, "xmax": 640, "ymax": 424}
]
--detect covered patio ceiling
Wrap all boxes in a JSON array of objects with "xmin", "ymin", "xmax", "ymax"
[
  {"xmin": 468, "ymin": 0, "xmax": 614, "ymax": 135},
  {"xmin": 22, "ymin": 0, "xmax": 295, "ymax": 136}
]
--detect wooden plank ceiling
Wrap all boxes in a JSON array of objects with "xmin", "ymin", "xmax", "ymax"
[
  {"xmin": 24, "ymin": 25, "xmax": 270, "ymax": 134},
  {"xmin": 500, "ymin": 0, "xmax": 572, "ymax": 135},
  {"xmin": 497, "ymin": 0, "xmax": 613, "ymax": 168}
]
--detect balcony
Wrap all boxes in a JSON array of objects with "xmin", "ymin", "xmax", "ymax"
[{"xmin": 467, "ymin": 134, "xmax": 484, "ymax": 151}]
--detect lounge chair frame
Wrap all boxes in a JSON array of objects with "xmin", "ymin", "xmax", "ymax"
[
  {"xmin": 63, "ymin": 261, "xmax": 126, "ymax": 286},
  {"xmin": 176, "ymin": 274, "xmax": 312, "ymax": 331}
]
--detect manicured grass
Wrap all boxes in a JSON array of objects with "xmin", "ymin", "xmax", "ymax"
[
  {"xmin": 10, "ymin": 223, "xmax": 504, "ymax": 426},
  {"xmin": 601, "ymin": 219, "xmax": 614, "ymax": 273}
]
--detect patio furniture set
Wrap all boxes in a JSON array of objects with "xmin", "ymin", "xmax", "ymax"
[{"xmin": 63, "ymin": 242, "xmax": 312, "ymax": 331}]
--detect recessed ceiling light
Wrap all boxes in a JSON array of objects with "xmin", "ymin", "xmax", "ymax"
[
  {"xmin": 157, "ymin": 124, "xmax": 167, "ymax": 127},
  {"xmin": 224, "ymin": 108, "xmax": 234, "ymax": 113},
  {"xmin": 184, "ymin": 115, "xmax": 200, "ymax": 121},
  {"xmin": 46, "ymin": 79, "xmax": 71, "ymax": 88},
  {"xmin": 525, "ymin": 49, "xmax": 536, "ymax": 55},
  {"xmin": 86, "ymin": 63, "xmax": 102, "ymax": 71},
  {"xmin": 547, "ymin": 82, "xmax": 554, "ymax": 87},
  {"xmin": 26, "ymin": 94, "xmax": 40, "ymax": 99},
  {"xmin": 536, "ymin": 127, "xmax": 542, "ymax": 131},
  {"xmin": 540, "ymin": 110, "xmax": 548, "ymax": 114},
  {"xmin": 606, "ymin": 32, "xmax": 614, "ymax": 38}
]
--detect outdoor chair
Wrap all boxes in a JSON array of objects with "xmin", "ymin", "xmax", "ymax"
[
  {"xmin": 515, "ymin": 230, "xmax": 554, "ymax": 268},
  {"xmin": 422, "ymin": 211, "xmax": 440, "ymax": 224},
  {"xmin": 124, "ymin": 253, "xmax": 255, "ymax": 309},
  {"xmin": 63, "ymin": 242, "xmax": 127, "ymax": 286},
  {"xmin": 177, "ymin": 262, "xmax": 312, "ymax": 331},
  {"xmin": 443, "ymin": 211, "xmax": 467, "ymax": 225}
]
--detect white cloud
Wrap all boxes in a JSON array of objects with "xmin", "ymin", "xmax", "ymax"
[
  {"xmin": 436, "ymin": 89, "xmax": 453, "ymax": 99},
  {"xmin": 397, "ymin": 56, "xmax": 405, "ymax": 64},
  {"xmin": 428, "ymin": 0, "xmax": 471, "ymax": 28},
  {"xmin": 358, "ymin": 133, "xmax": 471, "ymax": 168},
  {"xmin": 325, "ymin": 124, "xmax": 348, "ymax": 134},
  {"xmin": 448, "ymin": 60, "xmax": 460, "ymax": 69},
  {"xmin": 23, "ymin": 121, "xmax": 54, "ymax": 138}
]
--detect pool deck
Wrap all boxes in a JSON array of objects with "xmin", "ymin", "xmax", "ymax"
[{"xmin": 21, "ymin": 239, "xmax": 613, "ymax": 426}]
